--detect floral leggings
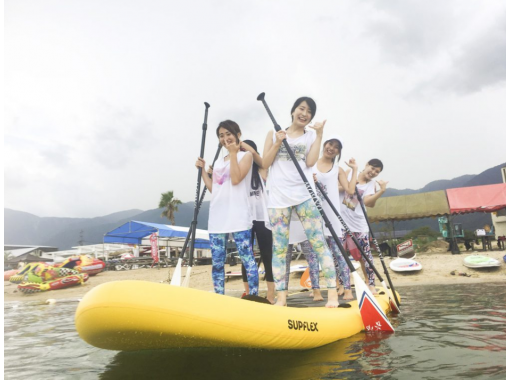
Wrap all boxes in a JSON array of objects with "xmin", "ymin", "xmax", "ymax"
[
  {"xmin": 209, "ymin": 229, "xmax": 259, "ymax": 295},
  {"xmin": 327, "ymin": 236, "xmax": 351, "ymax": 290},
  {"xmin": 341, "ymin": 231, "xmax": 375, "ymax": 286},
  {"xmin": 285, "ymin": 238, "xmax": 351, "ymax": 290},
  {"xmin": 268, "ymin": 198, "xmax": 337, "ymax": 292}
]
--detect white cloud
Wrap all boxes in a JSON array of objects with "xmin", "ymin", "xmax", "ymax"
[{"xmin": 4, "ymin": 0, "xmax": 506, "ymax": 217}]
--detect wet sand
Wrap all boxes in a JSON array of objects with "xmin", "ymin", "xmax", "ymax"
[{"xmin": 4, "ymin": 247, "xmax": 506, "ymax": 303}]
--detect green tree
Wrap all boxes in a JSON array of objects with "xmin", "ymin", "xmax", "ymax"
[{"xmin": 158, "ymin": 191, "xmax": 182, "ymax": 225}]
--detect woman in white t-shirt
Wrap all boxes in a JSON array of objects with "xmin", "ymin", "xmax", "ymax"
[
  {"xmin": 312, "ymin": 136, "xmax": 358, "ymax": 300},
  {"xmin": 339, "ymin": 159, "xmax": 387, "ymax": 295},
  {"xmin": 238, "ymin": 140, "xmax": 275, "ymax": 303},
  {"xmin": 195, "ymin": 120, "xmax": 259, "ymax": 296},
  {"xmin": 261, "ymin": 97, "xmax": 339, "ymax": 308}
]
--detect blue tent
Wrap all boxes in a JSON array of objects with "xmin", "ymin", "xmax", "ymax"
[{"xmin": 104, "ymin": 221, "xmax": 210, "ymax": 249}]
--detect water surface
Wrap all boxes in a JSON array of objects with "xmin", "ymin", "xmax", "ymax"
[{"xmin": 4, "ymin": 283, "xmax": 506, "ymax": 379}]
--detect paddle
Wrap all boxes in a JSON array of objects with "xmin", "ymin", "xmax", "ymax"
[
  {"xmin": 316, "ymin": 181, "xmax": 401, "ymax": 313},
  {"xmin": 257, "ymin": 92, "xmax": 394, "ymax": 332},
  {"xmin": 355, "ymin": 187, "xmax": 401, "ymax": 309},
  {"xmin": 170, "ymin": 102, "xmax": 210, "ymax": 287},
  {"xmin": 299, "ymin": 267, "xmax": 312, "ymax": 289},
  {"xmin": 170, "ymin": 143, "xmax": 221, "ymax": 285}
]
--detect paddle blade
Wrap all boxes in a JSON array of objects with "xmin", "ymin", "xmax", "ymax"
[
  {"xmin": 299, "ymin": 267, "xmax": 311, "ymax": 289},
  {"xmin": 353, "ymin": 273, "xmax": 395, "ymax": 333},
  {"xmin": 182, "ymin": 266, "xmax": 192, "ymax": 288},
  {"xmin": 381, "ymin": 281, "xmax": 401, "ymax": 314},
  {"xmin": 170, "ymin": 259, "xmax": 183, "ymax": 286},
  {"xmin": 389, "ymin": 297, "xmax": 401, "ymax": 314}
]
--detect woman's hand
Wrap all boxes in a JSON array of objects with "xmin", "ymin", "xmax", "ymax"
[
  {"xmin": 240, "ymin": 141, "xmax": 253, "ymax": 153},
  {"xmin": 207, "ymin": 165, "xmax": 213, "ymax": 176},
  {"xmin": 308, "ymin": 120, "xmax": 327, "ymax": 135},
  {"xmin": 376, "ymin": 180, "xmax": 389, "ymax": 192},
  {"xmin": 345, "ymin": 158, "xmax": 358, "ymax": 170},
  {"xmin": 195, "ymin": 157, "xmax": 206, "ymax": 169},
  {"xmin": 225, "ymin": 140, "xmax": 240, "ymax": 154},
  {"xmin": 275, "ymin": 130, "xmax": 286, "ymax": 145}
]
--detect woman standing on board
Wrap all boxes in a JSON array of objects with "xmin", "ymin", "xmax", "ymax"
[
  {"xmin": 196, "ymin": 120, "xmax": 259, "ymax": 296},
  {"xmin": 239, "ymin": 139, "xmax": 275, "ymax": 304},
  {"xmin": 261, "ymin": 97, "xmax": 339, "ymax": 308},
  {"xmin": 312, "ymin": 136, "xmax": 358, "ymax": 300},
  {"xmin": 339, "ymin": 159, "xmax": 387, "ymax": 295}
]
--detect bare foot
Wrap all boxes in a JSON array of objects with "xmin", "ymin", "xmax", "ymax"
[
  {"xmin": 343, "ymin": 289, "xmax": 354, "ymax": 300},
  {"xmin": 312, "ymin": 289, "xmax": 324, "ymax": 301},
  {"xmin": 274, "ymin": 291, "xmax": 287, "ymax": 307},
  {"xmin": 337, "ymin": 285, "xmax": 345, "ymax": 297},
  {"xmin": 325, "ymin": 289, "xmax": 339, "ymax": 308},
  {"xmin": 369, "ymin": 285, "xmax": 378, "ymax": 295}
]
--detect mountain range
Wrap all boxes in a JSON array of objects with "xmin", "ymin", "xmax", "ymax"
[{"xmin": 4, "ymin": 163, "xmax": 505, "ymax": 249}]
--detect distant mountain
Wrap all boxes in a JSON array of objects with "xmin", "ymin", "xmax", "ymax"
[
  {"xmin": 40, "ymin": 202, "xmax": 210, "ymax": 250},
  {"xmin": 5, "ymin": 208, "xmax": 143, "ymax": 250},
  {"xmin": 4, "ymin": 163, "xmax": 505, "ymax": 249},
  {"xmin": 4, "ymin": 203, "xmax": 209, "ymax": 250},
  {"xmin": 463, "ymin": 163, "xmax": 506, "ymax": 187},
  {"xmin": 383, "ymin": 163, "xmax": 505, "ymax": 197}
]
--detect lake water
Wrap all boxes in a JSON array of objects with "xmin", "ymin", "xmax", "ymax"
[{"xmin": 4, "ymin": 283, "xmax": 506, "ymax": 379}]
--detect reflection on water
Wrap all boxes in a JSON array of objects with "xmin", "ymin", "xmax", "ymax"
[{"xmin": 4, "ymin": 283, "xmax": 506, "ymax": 380}]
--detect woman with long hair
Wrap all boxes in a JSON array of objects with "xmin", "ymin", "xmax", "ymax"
[
  {"xmin": 312, "ymin": 136, "xmax": 358, "ymax": 300},
  {"xmin": 196, "ymin": 120, "xmax": 259, "ymax": 296}
]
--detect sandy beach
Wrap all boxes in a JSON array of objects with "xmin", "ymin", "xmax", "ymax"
[{"xmin": 4, "ymin": 246, "xmax": 506, "ymax": 303}]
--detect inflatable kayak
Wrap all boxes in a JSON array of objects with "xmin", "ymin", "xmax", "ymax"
[
  {"xmin": 390, "ymin": 258, "xmax": 422, "ymax": 272},
  {"xmin": 463, "ymin": 255, "xmax": 501, "ymax": 269},
  {"xmin": 4, "ymin": 269, "xmax": 19, "ymax": 281},
  {"xmin": 75, "ymin": 281, "xmax": 395, "ymax": 351},
  {"xmin": 10, "ymin": 262, "xmax": 89, "ymax": 293}
]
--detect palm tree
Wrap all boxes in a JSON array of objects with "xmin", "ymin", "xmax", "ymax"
[{"xmin": 158, "ymin": 191, "xmax": 182, "ymax": 225}]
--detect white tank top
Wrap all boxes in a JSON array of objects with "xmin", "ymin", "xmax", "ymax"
[
  {"xmin": 208, "ymin": 151, "xmax": 253, "ymax": 233},
  {"xmin": 339, "ymin": 171, "xmax": 376, "ymax": 233},
  {"xmin": 267, "ymin": 129, "xmax": 317, "ymax": 208},
  {"xmin": 248, "ymin": 173, "xmax": 269, "ymax": 223},
  {"xmin": 314, "ymin": 162, "xmax": 343, "ymax": 237}
]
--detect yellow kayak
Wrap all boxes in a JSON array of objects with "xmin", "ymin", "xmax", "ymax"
[{"xmin": 75, "ymin": 280, "xmax": 395, "ymax": 351}]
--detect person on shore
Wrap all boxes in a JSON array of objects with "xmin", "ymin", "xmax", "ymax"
[
  {"xmin": 261, "ymin": 96, "xmax": 339, "ymax": 308},
  {"xmin": 339, "ymin": 159, "xmax": 387, "ymax": 295},
  {"xmin": 238, "ymin": 140, "xmax": 275, "ymax": 304},
  {"xmin": 196, "ymin": 120, "xmax": 259, "ymax": 296},
  {"xmin": 312, "ymin": 136, "xmax": 358, "ymax": 300}
]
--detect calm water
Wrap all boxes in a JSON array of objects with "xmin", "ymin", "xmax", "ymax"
[{"xmin": 4, "ymin": 283, "xmax": 506, "ymax": 379}]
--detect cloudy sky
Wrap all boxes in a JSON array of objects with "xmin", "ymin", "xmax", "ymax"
[{"xmin": 5, "ymin": 0, "xmax": 506, "ymax": 218}]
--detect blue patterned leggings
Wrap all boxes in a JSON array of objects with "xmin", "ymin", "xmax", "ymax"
[
  {"xmin": 268, "ymin": 198, "xmax": 337, "ymax": 292},
  {"xmin": 209, "ymin": 230, "xmax": 259, "ymax": 295}
]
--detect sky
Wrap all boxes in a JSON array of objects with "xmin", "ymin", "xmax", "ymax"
[{"xmin": 4, "ymin": 0, "xmax": 506, "ymax": 218}]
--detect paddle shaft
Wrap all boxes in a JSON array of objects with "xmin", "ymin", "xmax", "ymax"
[
  {"xmin": 355, "ymin": 187, "xmax": 400, "ymax": 307},
  {"xmin": 316, "ymin": 180, "xmax": 400, "ymax": 310},
  {"xmin": 316, "ymin": 181, "xmax": 386, "ymax": 283},
  {"xmin": 177, "ymin": 143, "xmax": 221, "ymax": 261},
  {"xmin": 186, "ymin": 103, "xmax": 210, "ymax": 268},
  {"xmin": 257, "ymin": 95, "xmax": 356, "ymax": 273}
]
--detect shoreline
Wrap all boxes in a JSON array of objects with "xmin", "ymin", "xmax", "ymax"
[{"xmin": 4, "ymin": 249, "xmax": 506, "ymax": 303}]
